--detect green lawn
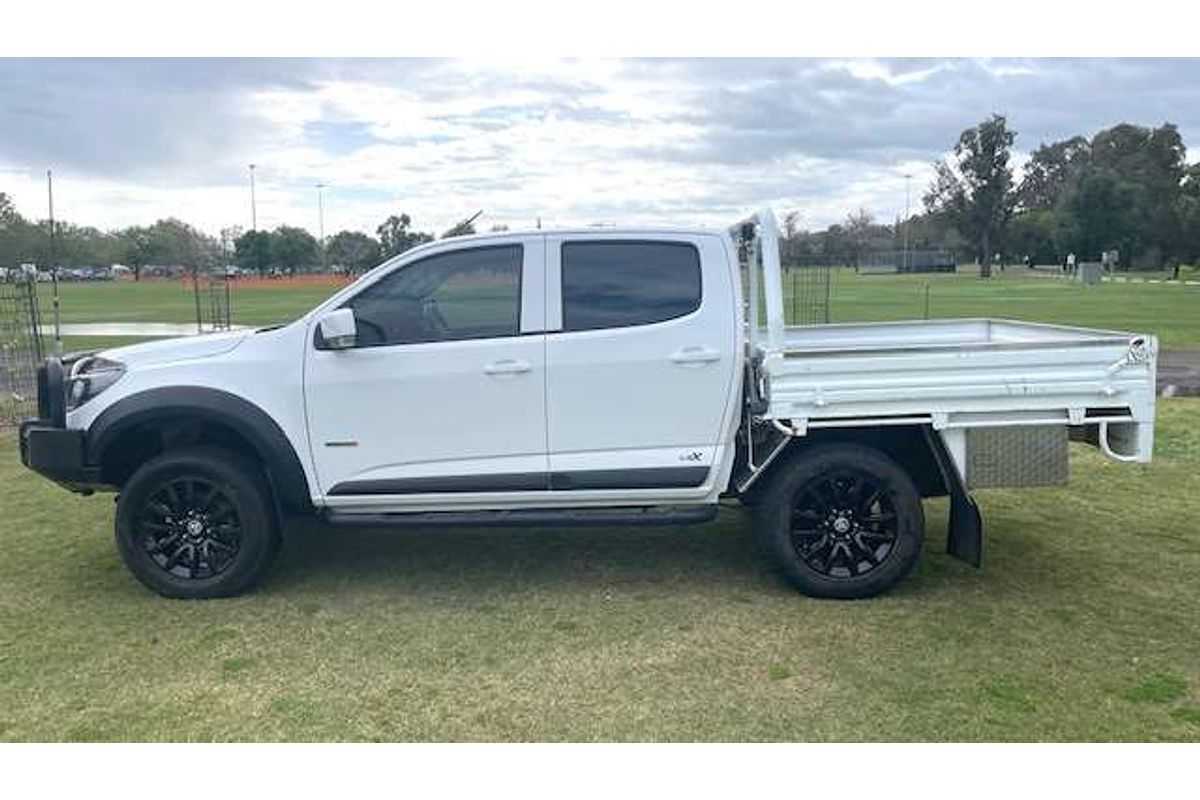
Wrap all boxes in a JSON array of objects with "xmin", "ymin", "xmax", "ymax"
[
  {"xmin": 52, "ymin": 279, "xmax": 339, "ymax": 326},
  {"xmin": 1, "ymin": 400, "xmax": 1198, "ymax": 741},
  {"xmin": 820, "ymin": 269, "xmax": 1200, "ymax": 348},
  {"xmin": 36, "ymin": 270, "xmax": 1200, "ymax": 356},
  {"xmin": 45, "ymin": 279, "xmax": 340, "ymax": 353},
  {"xmin": 5, "ymin": 271, "xmax": 1199, "ymax": 740}
]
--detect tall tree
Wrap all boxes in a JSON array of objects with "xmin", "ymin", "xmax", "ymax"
[
  {"xmin": 779, "ymin": 211, "xmax": 804, "ymax": 263},
  {"xmin": 925, "ymin": 114, "xmax": 1016, "ymax": 278},
  {"xmin": 142, "ymin": 218, "xmax": 219, "ymax": 272},
  {"xmin": 0, "ymin": 192, "xmax": 20, "ymax": 228},
  {"xmin": 1018, "ymin": 136, "xmax": 1090, "ymax": 211},
  {"xmin": 1177, "ymin": 163, "xmax": 1200, "ymax": 264},
  {"xmin": 843, "ymin": 208, "xmax": 875, "ymax": 266},
  {"xmin": 376, "ymin": 213, "xmax": 433, "ymax": 259},
  {"xmin": 219, "ymin": 226, "xmax": 242, "ymax": 267},
  {"xmin": 1088, "ymin": 123, "xmax": 1187, "ymax": 266},
  {"xmin": 327, "ymin": 230, "xmax": 381, "ymax": 274},
  {"xmin": 0, "ymin": 192, "xmax": 28, "ymax": 267},
  {"xmin": 1057, "ymin": 170, "xmax": 1139, "ymax": 262},
  {"xmin": 1006, "ymin": 209, "xmax": 1057, "ymax": 264},
  {"xmin": 269, "ymin": 226, "xmax": 320, "ymax": 272},
  {"xmin": 118, "ymin": 227, "xmax": 162, "ymax": 281},
  {"xmin": 234, "ymin": 230, "xmax": 272, "ymax": 275}
]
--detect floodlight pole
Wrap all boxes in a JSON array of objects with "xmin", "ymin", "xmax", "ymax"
[
  {"xmin": 47, "ymin": 169, "xmax": 61, "ymax": 356},
  {"xmin": 316, "ymin": 183, "xmax": 326, "ymax": 272},
  {"xmin": 902, "ymin": 173, "xmax": 912, "ymax": 274},
  {"xmin": 249, "ymin": 163, "xmax": 260, "ymax": 276},
  {"xmin": 249, "ymin": 164, "xmax": 257, "ymax": 232}
]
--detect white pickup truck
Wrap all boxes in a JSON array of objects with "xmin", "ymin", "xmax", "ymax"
[{"xmin": 20, "ymin": 209, "xmax": 1158, "ymax": 600}]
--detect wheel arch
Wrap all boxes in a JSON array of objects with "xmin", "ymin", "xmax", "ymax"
[
  {"xmin": 755, "ymin": 423, "xmax": 949, "ymax": 499},
  {"xmin": 88, "ymin": 387, "xmax": 314, "ymax": 516}
]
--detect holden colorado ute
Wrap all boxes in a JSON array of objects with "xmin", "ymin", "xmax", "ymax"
[{"xmin": 19, "ymin": 210, "xmax": 1158, "ymax": 599}]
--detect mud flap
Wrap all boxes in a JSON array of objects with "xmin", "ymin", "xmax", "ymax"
[
  {"xmin": 947, "ymin": 487, "xmax": 983, "ymax": 567},
  {"xmin": 923, "ymin": 426, "xmax": 984, "ymax": 568}
]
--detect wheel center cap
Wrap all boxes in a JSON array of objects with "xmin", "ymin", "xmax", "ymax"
[
  {"xmin": 185, "ymin": 519, "xmax": 204, "ymax": 537},
  {"xmin": 832, "ymin": 516, "xmax": 852, "ymax": 534}
]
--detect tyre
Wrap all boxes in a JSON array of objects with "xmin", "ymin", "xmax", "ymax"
[
  {"xmin": 752, "ymin": 443, "xmax": 924, "ymax": 599},
  {"xmin": 115, "ymin": 447, "xmax": 280, "ymax": 599}
]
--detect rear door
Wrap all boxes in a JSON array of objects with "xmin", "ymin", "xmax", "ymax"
[
  {"xmin": 543, "ymin": 233, "xmax": 739, "ymax": 496},
  {"xmin": 304, "ymin": 236, "xmax": 549, "ymax": 502}
]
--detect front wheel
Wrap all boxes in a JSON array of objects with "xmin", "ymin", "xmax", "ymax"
[
  {"xmin": 753, "ymin": 443, "xmax": 924, "ymax": 599},
  {"xmin": 115, "ymin": 447, "xmax": 280, "ymax": 599}
]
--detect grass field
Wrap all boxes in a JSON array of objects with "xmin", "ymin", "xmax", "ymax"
[
  {"xmin": 42, "ymin": 269, "xmax": 1200, "ymax": 355},
  {"xmin": 49, "ymin": 279, "xmax": 342, "ymax": 353},
  {"xmin": 1, "ymin": 400, "xmax": 1198, "ymax": 741},
  {"xmin": 822, "ymin": 269, "xmax": 1200, "ymax": 348},
  {"xmin": 4, "ymin": 270, "xmax": 1199, "ymax": 741}
]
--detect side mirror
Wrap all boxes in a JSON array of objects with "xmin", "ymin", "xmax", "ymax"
[{"xmin": 318, "ymin": 308, "xmax": 357, "ymax": 350}]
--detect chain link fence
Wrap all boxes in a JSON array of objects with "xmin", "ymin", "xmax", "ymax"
[
  {"xmin": 857, "ymin": 249, "xmax": 957, "ymax": 274},
  {"xmin": 781, "ymin": 262, "xmax": 831, "ymax": 325},
  {"xmin": 193, "ymin": 274, "xmax": 232, "ymax": 333},
  {"xmin": 0, "ymin": 279, "xmax": 44, "ymax": 426},
  {"xmin": 737, "ymin": 229, "xmax": 833, "ymax": 328}
]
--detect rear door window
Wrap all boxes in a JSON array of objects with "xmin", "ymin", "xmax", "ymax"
[{"xmin": 560, "ymin": 241, "xmax": 701, "ymax": 332}]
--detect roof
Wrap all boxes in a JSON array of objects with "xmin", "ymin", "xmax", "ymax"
[{"xmin": 445, "ymin": 224, "xmax": 726, "ymax": 241}]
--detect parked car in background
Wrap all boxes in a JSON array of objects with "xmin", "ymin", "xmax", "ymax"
[{"xmin": 64, "ymin": 268, "xmax": 96, "ymax": 281}]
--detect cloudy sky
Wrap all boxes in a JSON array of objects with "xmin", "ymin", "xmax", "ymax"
[{"xmin": 1, "ymin": 58, "xmax": 1198, "ymax": 237}]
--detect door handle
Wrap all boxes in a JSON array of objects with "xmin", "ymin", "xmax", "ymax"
[
  {"xmin": 670, "ymin": 346, "xmax": 721, "ymax": 365},
  {"xmin": 484, "ymin": 358, "xmax": 532, "ymax": 376}
]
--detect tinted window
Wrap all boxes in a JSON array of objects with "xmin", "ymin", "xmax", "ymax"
[
  {"xmin": 345, "ymin": 245, "xmax": 522, "ymax": 346},
  {"xmin": 561, "ymin": 241, "xmax": 701, "ymax": 331}
]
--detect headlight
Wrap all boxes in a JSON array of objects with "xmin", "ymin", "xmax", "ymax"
[{"xmin": 65, "ymin": 356, "xmax": 125, "ymax": 411}]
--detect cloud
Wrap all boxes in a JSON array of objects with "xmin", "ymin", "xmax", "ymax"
[{"xmin": 0, "ymin": 57, "xmax": 1198, "ymax": 237}]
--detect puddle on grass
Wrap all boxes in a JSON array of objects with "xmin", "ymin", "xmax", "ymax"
[{"xmin": 40, "ymin": 322, "xmax": 247, "ymax": 337}]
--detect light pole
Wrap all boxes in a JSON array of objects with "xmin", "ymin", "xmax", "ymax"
[
  {"xmin": 47, "ymin": 169, "xmax": 61, "ymax": 356},
  {"xmin": 902, "ymin": 173, "xmax": 912, "ymax": 273},
  {"xmin": 316, "ymin": 183, "xmax": 326, "ymax": 273},
  {"xmin": 248, "ymin": 163, "xmax": 257, "ymax": 232},
  {"xmin": 248, "ymin": 164, "xmax": 260, "ymax": 276}
]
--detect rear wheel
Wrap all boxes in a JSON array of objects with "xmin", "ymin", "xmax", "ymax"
[
  {"xmin": 753, "ymin": 443, "xmax": 924, "ymax": 599},
  {"xmin": 115, "ymin": 447, "xmax": 279, "ymax": 599}
]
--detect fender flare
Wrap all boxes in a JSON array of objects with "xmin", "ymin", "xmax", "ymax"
[{"xmin": 88, "ymin": 386, "xmax": 314, "ymax": 515}]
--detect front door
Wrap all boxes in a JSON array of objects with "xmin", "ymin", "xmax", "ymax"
[{"xmin": 304, "ymin": 237, "xmax": 548, "ymax": 502}]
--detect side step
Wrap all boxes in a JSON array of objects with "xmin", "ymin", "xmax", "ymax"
[{"xmin": 322, "ymin": 504, "xmax": 720, "ymax": 529}]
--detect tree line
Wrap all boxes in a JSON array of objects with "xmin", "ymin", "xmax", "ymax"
[
  {"xmin": 5, "ymin": 117, "xmax": 1198, "ymax": 280},
  {"xmin": 0, "ymin": 194, "xmax": 478, "ymax": 280},
  {"xmin": 784, "ymin": 118, "xmax": 1200, "ymax": 277}
]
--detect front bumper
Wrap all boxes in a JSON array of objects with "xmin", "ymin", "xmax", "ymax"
[
  {"xmin": 20, "ymin": 355, "xmax": 105, "ymax": 493},
  {"xmin": 19, "ymin": 420, "xmax": 104, "ymax": 493}
]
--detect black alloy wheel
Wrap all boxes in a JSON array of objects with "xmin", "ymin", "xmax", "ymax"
[
  {"xmin": 789, "ymin": 467, "xmax": 900, "ymax": 579},
  {"xmin": 115, "ymin": 447, "xmax": 279, "ymax": 599},
  {"xmin": 752, "ymin": 443, "xmax": 925, "ymax": 599},
  {"xmin": 137, "ymin": 476, "xmax": 243, "ymax": 580}
]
